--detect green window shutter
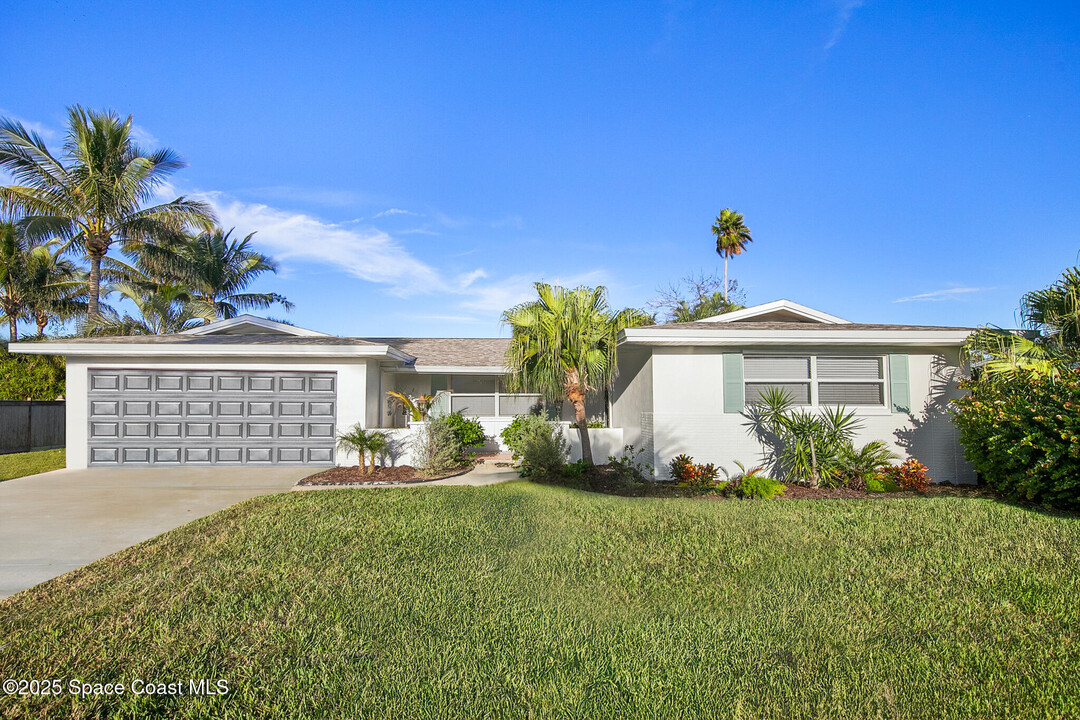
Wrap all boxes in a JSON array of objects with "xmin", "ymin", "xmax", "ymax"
[
  {"xmin": 723, "ymin": 353, "xmax": 744, "ymax": 413},
  {"xmin": 888, "ymin": 354, "xmax": 910, "ymax": 413}
]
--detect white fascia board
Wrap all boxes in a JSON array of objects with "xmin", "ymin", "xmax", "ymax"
[
  {"xmin": 8, "ymin": 342, "xmax": 414, "ymax": 361},
  {"xmin": 387, "ymin": 365, "xmax": 509, "ymax": 374},
  {"xmin": 180, "ymin": 315, "xmax": 330, "ymax": 336},
  {"xmin": 620, "ymin": 328, "xmax": 971, "ymax": 346},
  {"xmin": 700, "ymin": 299, "xmax": 851, "ymax": 324}
]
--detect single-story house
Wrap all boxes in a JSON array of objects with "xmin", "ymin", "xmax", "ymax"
[{"xmin": 10, "ymin": 299, "xmax": 976, "ymax": 483}]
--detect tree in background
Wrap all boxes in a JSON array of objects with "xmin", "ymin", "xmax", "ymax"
[
  {"xmin": 0, "ymin": 106, "xmax": 215, "ymax": 321},
  {"xmin": 127, "ymin": 227, "xmax": 291, "ymax": 322},
  {"xmin": 24, "ymin": 239, "xmax": 86, "ymax": 335},
  {"xmin": 86, "ymin": 283, "xmax": 214, "ymax": 336},
  {"xmin": 0, "ymin": 221, "xmax": 32, "ymax": 340},
  {"xmin": 711, "ymin": 208, "xmax": 753, "ymax": 302},
  {"xmin": 502, "ymin": 283, "xmax": 649, "ymax": 465},
  {"xmin": 649, "ymin": 271, "xmax": 746, "ymax": 323},
  {"xmin": 962, "ymin": 265, "xmax": 1080, "ymax": 380}
]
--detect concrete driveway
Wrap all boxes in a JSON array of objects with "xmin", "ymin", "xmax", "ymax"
[{"xmin": 0, "ymin": 466, "xmax": 308, "ymax": 599}]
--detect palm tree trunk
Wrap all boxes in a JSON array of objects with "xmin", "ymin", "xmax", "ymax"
[
  {"xmin": 87, "ymin": 251, "xmax": 104, "ymax": 321},
  {"xmin": 36, "ymin": 312, "xmax": 47, "ymax": 336},
  {"xmin": 8, "ymin": 316, "xmax": 17, "ymax": 343},
  {"xmin": 568, "ymin": 385, "xmax": 593, "ymax": 465},
  {"xmin": 723, "ymin": 256, "xmax": 729, "ymax": 302}
]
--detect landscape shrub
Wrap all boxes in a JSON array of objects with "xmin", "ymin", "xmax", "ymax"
[
  {"xmin": 443, "ymin": 412, "xmax": 486, "ymax": 448},
  {"xmin": 0, "ymin": 347, "xmax": 65, "ymax": 400},
  {"xmin": 866, "ymin": 476, "xmax": 902, "ymax": 493},
  {"xmin": 727, "ymin": 470, "xmax": 785, "ymax": 499},
  {"xmin": 413, "ymin": 417, "xmax": 466, "ymax": 475},
  {"xmin": 563, "ymin": 458, "xmax": 589, "ymax": 480},
  {"xmin": 607, "ymin": 444, "xmax": 653, "ymax": 482},
  {"xmin": 510, "ymin": 415, "xmax": 568, "ymax": 477},
  {"xmin": 668, "ymin": 454, "xmax": 725, "ymax": 491},
  {"xmin": 830, "ymin": 440, "xmax": 898, "ymax": 489},
  {"xmin": 877, "ymin": 458, "xmax": 931, "ymax": 492},
  {"xmin": 501, "ymin": 414, "xmax": 545, "ymax": 460},
  {"xmin": 952, "ymin": 371, "xmax": 1080, "ymax": 507}
]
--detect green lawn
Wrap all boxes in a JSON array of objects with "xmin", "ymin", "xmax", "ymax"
[
  {"xmin": 0, "ymin": 448, "xmax": 64, "ymax": 482},
  {"xmin": 2, "ymin": 483, "xmax": 1078, "ymax": 719}
]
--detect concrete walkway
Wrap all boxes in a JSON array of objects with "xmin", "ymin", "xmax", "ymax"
[{"xmin": 0, "ymin": 466, "xmax": 306, "ymax": 599}]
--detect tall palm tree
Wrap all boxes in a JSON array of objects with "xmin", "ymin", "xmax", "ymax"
[
  {"xmin": 0, "ymin": 106, "xmax": 215, "ymax": 321},
  {"xmin": 502, "ymin": 283, "xmax": 649, "ymax": 465},
  {"xmin": 711, "ymin": 208, "xmax": 753, "ymax": 302},
  {"xmin": 86, "ymin": 283, "xmax": 215, "ymax": 336},
  {"xmin": 129, "ymin": 228, "xmax": 291, "ymax": 321}
]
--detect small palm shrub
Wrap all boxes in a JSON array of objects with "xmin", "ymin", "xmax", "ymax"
[
  {"xmin": 877, "ymin": 458, "xmax": 931, "ymax": 492},
  {"xmin": 413, "ymin": 417, "xmax": 465, "ymax": 476},
  {"xmin": 336, "ymin": 425, "xmax": 389, "ymax": 476},
  {"xmin": 444, "ymin": 412, "xmax": 486, "ymax": 448},
  {"xmin": 830, "ymin": 440, "xmax": 898, "ymax": 489}
]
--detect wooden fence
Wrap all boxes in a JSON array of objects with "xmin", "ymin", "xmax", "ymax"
[{"xmin": 0, "ymin": 401, "xmax": 65, "ymax": 455}]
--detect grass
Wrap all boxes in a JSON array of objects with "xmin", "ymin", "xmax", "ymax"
[
  {"xmin": 2, "ymin": 483, "xmax": 1078, "ymax": 719},
  {"xmin": 0, "ymin": 448, "xmax": 64, "ymax": 482}
]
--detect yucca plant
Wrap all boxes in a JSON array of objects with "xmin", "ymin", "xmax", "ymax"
[{"xmin": 336, "ymin": 424, "xmax": 389, "ymax": 477}]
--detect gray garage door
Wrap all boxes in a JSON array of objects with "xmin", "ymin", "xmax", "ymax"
[{"xmin": 87, "ymin": 369, "xmax": 337, "ymax": 465}]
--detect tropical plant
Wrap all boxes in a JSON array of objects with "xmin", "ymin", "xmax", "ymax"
[
  {"xmin": 443, "ymin": 412, "xmax": 486, "ymax": 448},
  {"xmin": 962, "ymin": 265, "xmax": 1080, "ymax": 380},
  {"xmin": 24, "ymin": 239, "xmax": 87, "ymax": 335},
  {"xmin": 669, "ymin": 453, "xmax": 724, "ymax": 490},
  {"xmin": 0, "ymin": 106, "xmax": 215, "ymax": 321},
  {"xmin": 833, "ymin": 440, "xmax": 899, "ymax": 489},
  {"xmin": 387, "ymin": 390, "xmax": 445, "ymax": 422},
  {"xmin": 336, "ymin": 424, "xmax": 389, "ymax": 476},
  {"xmin": 747, "ymin": 387, "xmax": 864, "ymax": 487},
  {"xmin": 127, "ymin": 228, "xmax": 290, "ymax": 322},
  {"xmin": 0, "ymin": 221, "xmax": 33, "ymax": 340},
  {"xmin": 607, "ymin": 444, "xmax": 653, "ymax": 482},
  {"xmin": 726, "ymin": 471, "xmax": 785, "ymax": 499},
  {"xmin": 502, "ymin": 283, "xmax": 649, "ymax": 464},
  {"xmin": 514, "ymin": 416, "xmax": 569, "ymax": 478},
  {"xmin": 711, "ymin": 208, "xmax": 753, "ymax": 302},
  {"xmin": 877, "ymin": 458, "xmax": 931, "ymax": 492},
  {"xmin": 84, "ymin": 282, "xmax": 214, "ymax": 336}
]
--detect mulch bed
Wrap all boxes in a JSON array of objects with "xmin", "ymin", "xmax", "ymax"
[{"xmin": 298, "ymin": 464, "xmax": 470, "ymax": 486}]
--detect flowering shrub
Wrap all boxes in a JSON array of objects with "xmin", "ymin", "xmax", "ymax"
[
  {"xmin": 877, "ymin": 459, "xmax": 931, "ymax": 492},
  {"xmin": 668, "ymin": 454, "xmax": 723, "ymax": 490},
  {"xmin": 952, "ymin": 371, "xmax": 1080, "ymax": 508}
]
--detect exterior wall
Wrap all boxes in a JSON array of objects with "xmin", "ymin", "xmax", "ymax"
[
  {"xmin": 609, "ymin": 348, "xmax": 654, "ymax": 459},
  {"xmin": 64, "ymin": 356, "xmax": 375, "ymax": 469},
  {"xmin": 639, "ymin": 345, "xmax": 975, "ymax": 484}
]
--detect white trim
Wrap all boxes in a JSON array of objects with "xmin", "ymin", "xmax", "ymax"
[
  {"xmin": 700, "ymin": 299, "xmax": 852, "ymax": 324},
  {"xmin": 9, "ymin": 342, "xmax": 415, "ymax": 362},
  {"xmin": 620, "ymin": 327, "xmax": 970, "ymax": 346},
  {"xmin": 180, "ymin": 314, "xmax": 329, "ymax": 337}
]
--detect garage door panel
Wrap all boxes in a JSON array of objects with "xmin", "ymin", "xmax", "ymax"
[{"xmin": 88, "ymin": 369, "xmax": 337, "ymax": 466}]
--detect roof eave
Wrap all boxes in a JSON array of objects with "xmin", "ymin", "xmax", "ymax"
[
  {"xmin": 619, "ymin": 329, "xmax": 972, "ymax": 346},
  {"xmin": 8, "ymin": 342, "xmax": 415, "ymax": 361}
]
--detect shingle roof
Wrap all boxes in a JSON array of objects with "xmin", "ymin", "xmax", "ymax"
[
  {"xmin": 634, "ymin": 321, "xmax": 975, "ymax": 332},
  {"xmin": 35, "ymin": 334, "xmax": 384, "ymax": 346},
  {"xmin": 359, "ymin": 337, "xmax": 511, "ymax": 367}
]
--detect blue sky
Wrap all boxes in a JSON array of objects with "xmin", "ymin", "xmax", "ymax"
[{"xmin": 3, "ymin": 1, "xmax": 1079, "ymax": 336}]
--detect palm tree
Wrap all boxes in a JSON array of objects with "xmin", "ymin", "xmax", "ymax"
[
  {"xmin": 25, "ymin": 239, "xmax": 87, "ymax": 335},
  {"xmin": 502, "ymin": 283, "xmax": 649, "ymax": 465},
  {"xmin": 336, "ymin": 424, "xmax": 389, "ymax": 476},
  {"xmin": 0, "ymin": 221, "xmax": 31, "ymax": 340},
  {"xmin": 962, "ymin": 265, "xmax": 1080, "ymax": 380},
  {"xmin": 0, "ymin": 106, "xmax": 215, "ymax": 321},
  {"xmin": 86, "ymin": 282, "xmax": 215, "ymax": 336},
  {"xmin": 711, "ymin": 208, "xmax": 753, "ymax": 302}
]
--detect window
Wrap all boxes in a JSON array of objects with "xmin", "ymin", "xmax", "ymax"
[{"xmin": 745, "ymin": 355, "xmax": 885, "ymax": 407}]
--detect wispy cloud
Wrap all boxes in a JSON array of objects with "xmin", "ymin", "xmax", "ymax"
[
  {"xmin": 824, "ymin": 0, "xmax": 864, "ymax": 50},
  {"xmin": 374, "ymin": 208, "xmax": 421, "ymax": 218},
  {"xmin": 893, "ymin": 287, "xmax": 989, "ymax": 303},
  {"xmin": 236, "ymin": 185, "xmax": 384, "ymax": 209},
  {"xmin": 129, "ymin": 124, "xmax": 159, "ymax": 147},
  {"xmin": 0, "ymin": 110, "xmax": 58, "ymax": 142},
  {"xmin": 199, "ymin": 192, "xmax": 444, "ymax": 295}
]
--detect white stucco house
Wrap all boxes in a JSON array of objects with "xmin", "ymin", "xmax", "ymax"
[{"xmin": 10, "ymin": 300, "xmax": 976, "ymax": 483}]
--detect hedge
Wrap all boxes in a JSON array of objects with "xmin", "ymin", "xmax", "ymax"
[
  {"xmin": 0, "ymin": 346, "xmax": 65, "ymax": 401},
  {"xmin": 952, "ymin": 371, "xmax": 1080, "ymax": 508}
]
